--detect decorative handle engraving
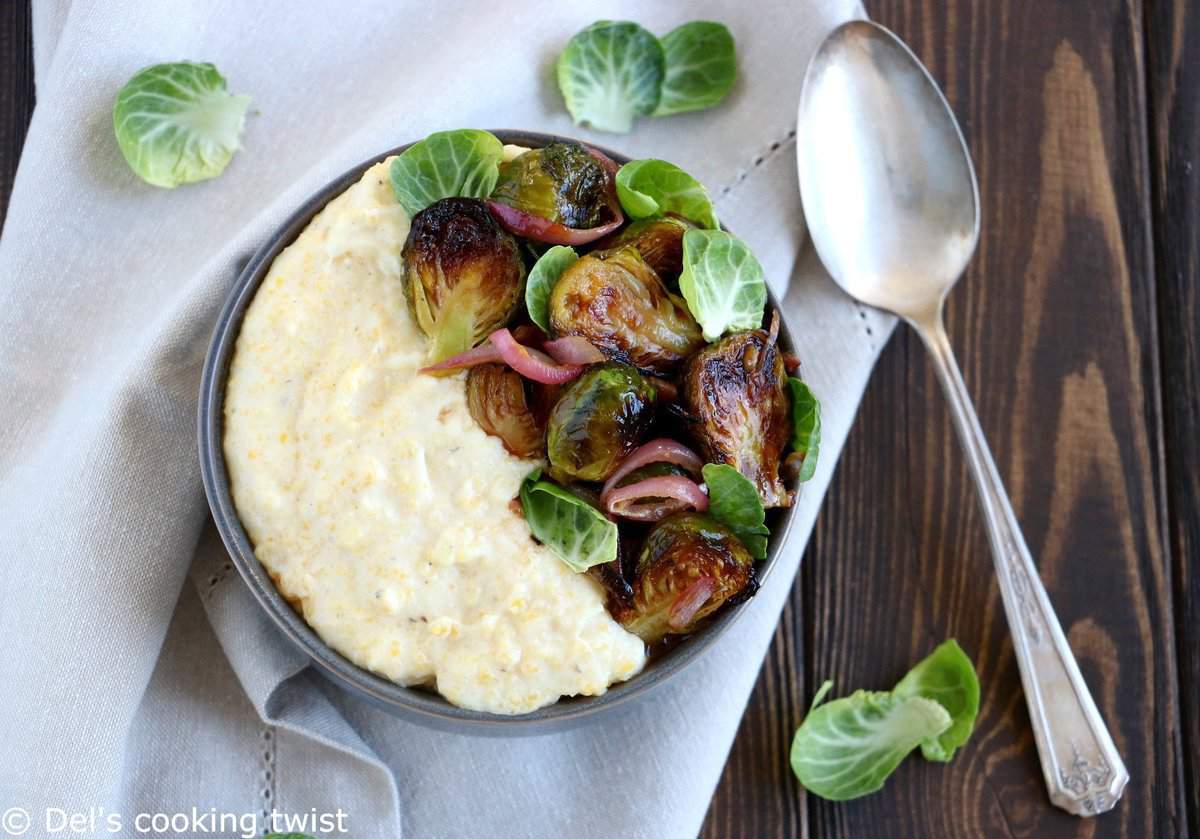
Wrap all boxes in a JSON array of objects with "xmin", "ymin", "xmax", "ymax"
[{"xmin": 914, "ymin": 311, "xmax": 1128, "ymax": 817}]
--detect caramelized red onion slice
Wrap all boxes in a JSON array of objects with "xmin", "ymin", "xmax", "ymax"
[
  {"xmin": 485, "ymin": 200, "xmax": 623, "ymax": 246},
  {"xmin": 601, "ymin": 438, "xmax": 705, "ymax": 498},
  {"xmin": 603, "ymin": 475, "xmax": 709, "ymax": 522},
  {"xmin": 418, "ymin": 342, "xmax": 502, "ymax": 374},
  {"xmin": 419, "ymin": 329, "xmax": 585, "ymax": 385},
  {"xmin": 488, "ymin": 328, "xmax": 584, "ymax": 385},
  {"xmin": 543, "ymin": 335, "xmax": 606, "ymax": 365},
  {"xmin": 668, "ymin": 576, "xmax": 718, "ymax": 629}
]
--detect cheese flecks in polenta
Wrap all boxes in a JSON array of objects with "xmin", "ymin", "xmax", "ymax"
[{"xmin": 223, "ymin": 160, "xmax": 646, "ymax": 714}]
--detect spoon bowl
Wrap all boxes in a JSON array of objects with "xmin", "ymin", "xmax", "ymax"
[
  {"xmin": 796, "ymin": 20, "xmax": 1127, "ymax": 817},
  {"xmin": 798, "ymin": 20, "xmax": 979, "ymax": 321}
]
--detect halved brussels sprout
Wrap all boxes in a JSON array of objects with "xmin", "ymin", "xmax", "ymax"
[
  {"xmin": 546, "ymin": 362, "xmax": 657, "ymax": 482},
  {"xmin": 596, "ymin": 215, "xmax": 692, "ymax": 285},
  {"xmin": 466, "ymin": 363, "xmax": 544, "ymax": 458},
  {"xmin": 491, "ymin": 142, "xmax": 617, "ymax": 230},
  {"xmin": 548, "ymin": 245, "xmax": 704, "ymax": 376},
  {"xmin": 402, "ymin": 197, "xmax": 525, "ymax": 363},
  {"xmin": 616, "ymin": 512, "xmax": 755, "ymax": 644},
  {"xmin": 682, "ymin": 316, "xmax": 791, "ymax": 507}
]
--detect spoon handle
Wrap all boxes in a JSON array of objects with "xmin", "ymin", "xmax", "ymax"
[{"xmin": 913, "ymin": 312, "xmax": 1128, "ymax": 816}]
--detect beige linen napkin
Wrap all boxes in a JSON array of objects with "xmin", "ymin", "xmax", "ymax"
[{"xmin": 0, "ymin": 2, "xmax": 887, "ymax": 837}]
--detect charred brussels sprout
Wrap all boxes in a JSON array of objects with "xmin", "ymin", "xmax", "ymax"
[
  {"xmin": 617, "ymin": 512, "xmax": 755, "ymax": 643},
  {"xmin": 546, "ymin": 363, "xmax": 657, "ymax": 482},
  {"xmin": 491, "ymin": 142, "xmax": 617, "ymax": 229},
  {"xmin": 402, "ymin": 197, "xmax": 525, "ymax": 363},
  {"xmin": 466, "ymin": 363, "xmax": 544, "ymax": 458},
  {"xmin": 682, "ymin": 317, "xmax": 791, "ymax": 507},
  {"xmin": 596, "ymin": 215, "xmax": 691, "ymax": 284},
  {"xmin": 548, "ymin": 246, "xmax": 703, "ymax": 375}
]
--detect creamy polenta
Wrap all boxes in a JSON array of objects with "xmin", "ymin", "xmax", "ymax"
[{"xmin": 223, "ymin": 157, "xmax": 646, "ymax": 714}]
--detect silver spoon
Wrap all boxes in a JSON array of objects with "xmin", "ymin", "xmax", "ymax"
[{"xmin": 796, "ymin": 20, "xmax": 1127, "ymax": 816}]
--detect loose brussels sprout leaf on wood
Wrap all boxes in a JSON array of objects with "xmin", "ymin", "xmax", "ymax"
[
  {"xmin": 790, "ymin": 682, "xmax": 952, "ymax": 801},
  {"xmin": 402, "ymin": 197, "xmax": 525, "ymax": 363},
  {"xmin": 653, "ymin": 22, "xmax": 737, "ymax": 117},
  {"xmin": 550, "ymin": 246, "xmax": 703, "ymax": 376},
  {"xmin": 519, "ymin": 469, "xmax": 619, "ymax": 572},
  {"xmin": 546, "ymin": 363, "xmax": 657, "ymax": 482},
  {"xmin": 701, "ymin": 464, "xmax": 769, "ymax": 559},
  {"xmin": 787, "ymin": 377, "xmax": 822, "ymax": 482},
  {"xmin": 618, "ymin": 512, "xmax": 755, "ymax": 643},
  {"xmin": 389, "ymin": 129, "xmax": 504, "ymax": 217},
  {"xmin": 892, "ymin": 639, "xmax": 980, "ymax": 762},
  {"xmin": 615, "ymin": 159, "xmax": 719, "ymax": 230},
  {"xmin": 678, "ymin": 230, "xmax": 767, "ymax": 341},
  {"xmin": 556, "ymin": 21, "xmax": 665, "ymax": 134},
  {"xmin": 112, "ymin": 62, "xmax": 250, "ymax": 188},
  {"xmin": 525, "ymin": 245, "xmax": 578, "ymax": 333}
]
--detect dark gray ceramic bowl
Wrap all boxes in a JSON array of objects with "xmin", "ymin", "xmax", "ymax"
[{"xmin": 199, "ymin": 130, "xmax": 801, "ymax": 733}]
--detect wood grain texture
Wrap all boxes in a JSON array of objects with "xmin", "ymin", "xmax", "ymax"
[
  {"xmin": 701, "ymin": 1, "xmax": 1188, "ymax": 837},
  {"xmin": 1145, "ymin": 2, "xmax": 1200, "ymax": 837},
  {"xmin": 0, "ymin": 1, "xmax": 34, "ymax": 229}
]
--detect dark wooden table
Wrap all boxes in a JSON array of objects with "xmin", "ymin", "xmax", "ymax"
[{"xmin": 2, "ymin": 3, "xmax": 1195, "ymax": 837}]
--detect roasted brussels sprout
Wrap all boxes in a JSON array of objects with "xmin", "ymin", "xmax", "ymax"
[
  {"xmin": 616, "ymin": 512, "xmax": 755, "ymax": 644},
  {"xmin": 682, "ymin": 316, "xmax": 791, "ymax": 507},
  {"xmin": 466, "ymin": 363, "xmax": 544, "ymax": 458},
  {"xmin": 491, "ymin": 142, "xmax": 617, "ymax": 229},
  {"xmin": 546, "ymin": 362, "xmax": 657, "ymax": 482},
  {"xmin": 548, "ymin": 246, "xmax": 704, "ymax": 376},
  {"xmin": 596, "ymin": 215, "xmax": 691, "ymax": 284},
  {"xmin": 402, "ymin": 197, "xmax": 525, "ymax": 363}
]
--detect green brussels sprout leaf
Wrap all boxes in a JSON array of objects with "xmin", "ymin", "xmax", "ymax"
[
  {"xmin": 701, "ymin": 463, "xmax": 769, "ymax": 559},
  {"xmin": 112, "ymin": 62, "xmax": 251, "ymax": 188},
  {"xmin": 892, "ymin": 639, "xmax": 980, "ymax": 762},
  {"xmin": 615, "ymin": 159, "xmax": 719, "ymax": 229},
  {"xmin": 790, "ymin": 682, "xmax": 952, "ymax": 801},
  {"xmin": 556, "ymin": 21, "xmax": 665, "ymax": 134},
  {"xmin": 519, "ymin": 469, "xmax": 618, "ymax": 572},
  {"xmin": 653, "ymin": 21, "xmax": 737, "ymax": 117},
  {"xmin": 526, "ymin": 245, "xmax": 579, "ymax": 333},
  {"xmin": 787, "ymin": 378, "xmax": 821, "ymax": 482},
  {"xmin": 678, "ymin": 229, "xmax": 767, "ymax": 341},
  {"xmin": 389, "ymin": 129, "xmax": 504, "ymax": 217}
]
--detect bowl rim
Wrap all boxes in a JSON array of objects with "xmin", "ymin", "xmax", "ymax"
[{"xmin": 197, "ymin": 129, "xmax": 801, "ymax": 732}]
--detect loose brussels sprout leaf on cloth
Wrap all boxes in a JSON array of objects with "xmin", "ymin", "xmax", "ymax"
[
  {"xmin": 389, "ymin": 129, "xmax": 504, "ymax": 217},
  {"xmin": 112, "ymin": 62, "xmax": 250, "ymax": 188},
  {"xmin": 701, "ymin": 464, "xmax": 769, "ymax": 559},
  {"xmin": 892, "ymin": 639, "xmax": 980, "ymax": 762},
  {"xmin": 653, "ymin": 21, "xmax": 737, "ymax": 117},
  {"xmin": 787, "ymin": 377, "xmax": 822, "ymax": 482},
  {"xmin": 678, "ymin": 230, "xmax": 768, "ymax": 341},
  {"xmin": 556, "ymin": 21, "xmax": 665, "ymax": 134},
  {"xmin": 615, "ymin": 159, "xmax": 719, "ymax": 230},
  {"xmin": 790, "ymin": 682, "xmax": 952, "ymax": 801},
  {"xmin": 519, "ymin": 470, "xmax": 619, "ymax": 572},
  {"xmin": 526, "ymin": 246, "xmax": 579, "ymax": 333}
]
